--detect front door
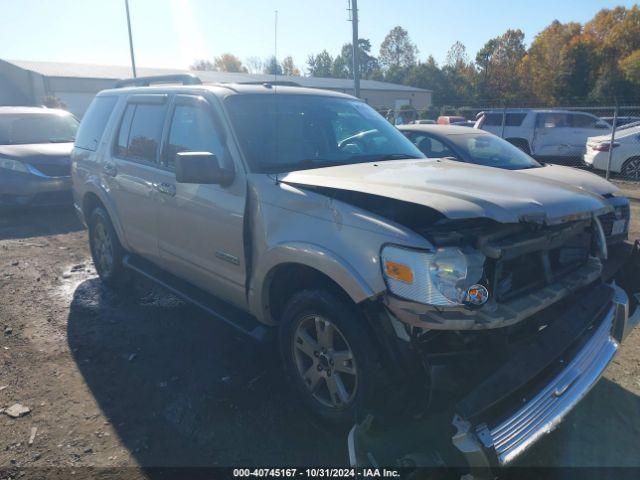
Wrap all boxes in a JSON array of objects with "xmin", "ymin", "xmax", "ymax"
[{"xmin": 155, "ymin": 94, "xmax": 248, "ymax": 308}]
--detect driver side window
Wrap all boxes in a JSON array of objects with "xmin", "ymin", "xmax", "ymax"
[{"xmin": 164, "ymin": 101, "xmax": 225, "ymax": 170}]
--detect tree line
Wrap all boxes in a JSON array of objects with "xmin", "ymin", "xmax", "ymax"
[{"xmin": 191, "ymin": 5, "xmax": 640, "ymax": 107}]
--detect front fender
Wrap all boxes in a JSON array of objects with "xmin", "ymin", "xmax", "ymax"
[{"xmin": 249, "ymin": 242, "xmax": 384, "ymax": 324}]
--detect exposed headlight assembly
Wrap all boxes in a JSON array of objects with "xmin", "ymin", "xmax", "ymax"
[
  {"xmin": 381, "ymin": 245, "xmax": 486, "ymax": 306},
  {"xmin": 0, "ymin": 158, "xmax": 29, "ymax": 173}
]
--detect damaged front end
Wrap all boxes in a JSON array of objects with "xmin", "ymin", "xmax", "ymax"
[{"xmin": 350, "ymin": 221, "xmax": 640, "ymax": 474}]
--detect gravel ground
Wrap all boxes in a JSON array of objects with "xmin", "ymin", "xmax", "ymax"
[{"xmin": 0, "ymin": 192, "xmax": 639, "ymax": 476}]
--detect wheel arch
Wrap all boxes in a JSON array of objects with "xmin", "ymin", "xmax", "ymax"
[
  {"xmin": 81, "ymin": 187, "xmax": 129, "ymax": 250},
  {"xmin": 252, "ymin": 243, "xmax": 382, "ymax": 325}
]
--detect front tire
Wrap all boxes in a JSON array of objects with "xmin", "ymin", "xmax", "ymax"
[
  {"xmin": 88, "ymin": 207, "xmax": 129, "ymax": 287},
  {"xmin": 279, "ymin": 289, "xmax": 382, "ymax": 425}
]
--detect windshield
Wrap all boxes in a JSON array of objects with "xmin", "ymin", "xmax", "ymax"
[
  {"xmin": 225, "ymin": 94, "xmax": 423, "ymax": 173},
  {"xmin": 0, "ymin": 112, "xmax": 79, "ymax": 145},
  {"xmin": 449, "ymin": 133, "xmax": 541, "ymax": 169}
]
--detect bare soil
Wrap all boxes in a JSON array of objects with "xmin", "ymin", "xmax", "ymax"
[{"xmin": 0, "ymin": 201, "xmax": 639, "ymax": 477}]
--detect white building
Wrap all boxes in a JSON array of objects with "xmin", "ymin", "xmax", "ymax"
[{"xmin": 0, "ymin": 59, "xmax": 432, "ymax": 118}]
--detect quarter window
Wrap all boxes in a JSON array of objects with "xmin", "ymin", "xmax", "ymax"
[
  {"xmin": 114, "ymin": 103, "xmax": 166, "ymax": 163},
  {"xmin": 165, "ymin": 102, "xmax": 225, "ymax": 169},
  {"xmin": 74, "ymin": 96, "xmax": 116, "ymax": 151}
]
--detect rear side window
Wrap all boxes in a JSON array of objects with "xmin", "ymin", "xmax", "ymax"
[
  {"xmin": 114, "ymin": 103, "xmax": 166, "ymax": 163},
  {"xmin": 74, "ymin": 96, "xmax": 117, "ymax": 151},
  {"xmin": 568, "ymin": 113, "xmax": 598, "ymax": 128},
  {"xmin": 481, "ymin": 112, "xmax": 525, "ymax": 127}
]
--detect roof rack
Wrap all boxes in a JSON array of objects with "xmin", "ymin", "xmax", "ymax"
[{"xmin": 114, "ymin": 74, "xmax": 202, "ymax": 88}]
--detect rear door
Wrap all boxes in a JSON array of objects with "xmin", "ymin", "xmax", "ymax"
[
  {"xmin": 532, "ymin": 112, "xmax": 572, "ymax": 157},
  {"xmin": 155, "ymin": 94, "xmax": 248, "ymax": 308},
  {"xmin": 106, "ymin": 94, "xmax": 168, "ymax": 260}
]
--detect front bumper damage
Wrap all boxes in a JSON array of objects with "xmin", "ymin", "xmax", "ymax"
[{"xmin": 348, "ymin": 242, "xmax": 640, "ymax": 474}]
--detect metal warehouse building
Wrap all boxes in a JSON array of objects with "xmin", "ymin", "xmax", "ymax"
[{"xmin": 0, "ymin": 59, "xmax": 431, "ymax": 118}]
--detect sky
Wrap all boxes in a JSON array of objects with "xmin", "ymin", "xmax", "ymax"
[{"xmin": 0, "ymin": 0, "xmax": 637, "ymax": 72}]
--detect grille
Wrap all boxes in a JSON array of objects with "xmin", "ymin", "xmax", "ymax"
[
  {"xmin": 491, "ymin": 232, "xmax": 592, "ymax": 302},
  {"xmin": 29, "ymin": 162, "xmax": 71, "ymax": 178}
]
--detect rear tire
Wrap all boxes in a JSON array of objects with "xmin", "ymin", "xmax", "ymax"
[
  {"xmin": 88, "ymin": 207, "xmax": 129, "ymax": 288},
  {"xmin": 279, "ymin": 289, "xmax": 383, "ymax": 425},
  {"xmin": 621, "ymin": 157, "xmax": 640, "ymax": 180}
]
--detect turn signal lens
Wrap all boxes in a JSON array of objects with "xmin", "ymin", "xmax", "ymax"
[{"xmin": 384, "ymin": 261, "xmax": 414, "ymax": 284}]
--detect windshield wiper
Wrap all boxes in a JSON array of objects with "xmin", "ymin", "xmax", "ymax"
[{"xmin": 348, "ymin": 153, "xmax": 422, "ymax": 162}]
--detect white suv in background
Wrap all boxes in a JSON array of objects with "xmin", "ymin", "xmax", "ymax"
[{"xmin": 475, "ymin": 109, "xmax": 611, "ymax": 162}]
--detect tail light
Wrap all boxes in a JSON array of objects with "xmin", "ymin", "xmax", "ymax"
[{"xmin": 591, "ymin": 142, "xmax": 619, "ymax": 152}]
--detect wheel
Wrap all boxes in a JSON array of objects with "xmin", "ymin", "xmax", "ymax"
[
  {"xmin": 279, "ymin": 289, "xmax": 382, "ymax": 424},
  {"xmin": 88, "ymin": 207, "xmax": 129, "ymax": 287},
  {"xmin": 621, "ymin": 157, "xmax": 640, "ymax": 180}
]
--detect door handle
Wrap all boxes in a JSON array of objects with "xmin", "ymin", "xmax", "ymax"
[
  {"xmin": 103, "ymin": 162, "xmax": 117, "ymax": 177},
  {"xmin": 156, "ymin": 182, "xmax": 176, "ymax": 197}
]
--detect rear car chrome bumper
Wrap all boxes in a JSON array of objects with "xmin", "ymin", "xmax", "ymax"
[{"xmin": 452, "ymin": 283, "xmax": 639, "ymax": 469}]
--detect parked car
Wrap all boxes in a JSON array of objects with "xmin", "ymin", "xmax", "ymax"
[
  {"xmin": 413, "ymin": 119, "xmax": 435, "ymax": 124},
  {"xmin": 399, "ymin": 124, "xmax": 631, "ymax": 245},
  {"xmin": 72, "ymin": 75, "xmax": 638, "ymax": 471},
  {"xmin": 437, "ymin": 115, "xmax": 466, "ymax": 125},
  {"xmin": 475, "ymin": 109, "xmax": 611, "ymax": 161},
  {"xmin": 0, "ymin": 106, "xmax": 78, "ymax": 207},
  {"xmin": 584, "ymin": 124, "xmax": 640, "ymax": 180},
  {"xmin": 600, "ymin": 116, "xmax": 640, "ymax": 128}
]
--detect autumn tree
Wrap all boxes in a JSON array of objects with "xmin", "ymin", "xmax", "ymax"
[
  {"xmin": 191, "ymin": 54, "xmax": 247, "ymax": 73},
  {"xmin": 281, "ymin": 56, "xmax": 301, "ymax": 76},
  {"xmin": 474, "ymin": 29, "xmax": 526, "ymax": 103}
]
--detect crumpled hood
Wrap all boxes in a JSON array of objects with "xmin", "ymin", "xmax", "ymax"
[
  {"xmin": 518, "ymin": 164, "xmax": 618, "ymax": 197},
  {"xmin": 279, "ymin": 159, "xmax": 611, "ymax": 224}
]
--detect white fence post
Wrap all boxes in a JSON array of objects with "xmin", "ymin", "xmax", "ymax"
[{"xmin": 606, "ymin": 103, "xmax": 618, "ymax": 181}]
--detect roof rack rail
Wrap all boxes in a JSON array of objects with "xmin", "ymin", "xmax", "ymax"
[{"xmin": 114, "ymin": 74, "xmax": 202, "ymax": 88}]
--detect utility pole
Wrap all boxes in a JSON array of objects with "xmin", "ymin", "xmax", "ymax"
[
  {"xmin": 124, "ymin": 0, "xmax": 137, "ymax": 77},
  {"xmin": 349, "ymin": 0, "xmax": 360, "ymax": 97}
]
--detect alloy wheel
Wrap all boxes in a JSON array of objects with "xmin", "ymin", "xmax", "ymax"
[
  {"xmin": 92, "ymin": 222, "xmax": 114, "ymax": 277},
  {"xmin": 622, "ymin": 158, "xmax": 640, "ymax": 180},
  {"xmin": 292, "ymin": 315, "xmax": 358, "ymax": 409}
]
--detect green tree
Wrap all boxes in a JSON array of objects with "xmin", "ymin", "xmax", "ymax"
[
  {"xmin": 620, "ymin": 50, "xmax": 640, "ymax": 85},
  {"xmin": 263, "ymin": 56, "xmax": 283, "ymax": 75},
  {"xmin": 307, "ymin": 50, "xmax": 334, "ymax": 77},
  {"xmin": 379, "ymin": 26, "xmax": 418, "ymax": 72},
  {"xmin": 337, "ymin": 38, "xmax": 380, "ymax": 79}
]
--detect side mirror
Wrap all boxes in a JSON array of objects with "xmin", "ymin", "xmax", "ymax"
[{"xmin": 175, "ymin": 151, "xmax": 234, "ymax": 186}]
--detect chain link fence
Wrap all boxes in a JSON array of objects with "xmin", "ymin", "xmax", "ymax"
[{"xmin": 374, "ymin": 104, "xmax": 640, "ymax": 183}]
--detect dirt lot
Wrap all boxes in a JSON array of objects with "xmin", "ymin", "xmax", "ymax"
[{"xmin": 1, "ymin": 187, "xmax": 639, "ymax": 477}]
